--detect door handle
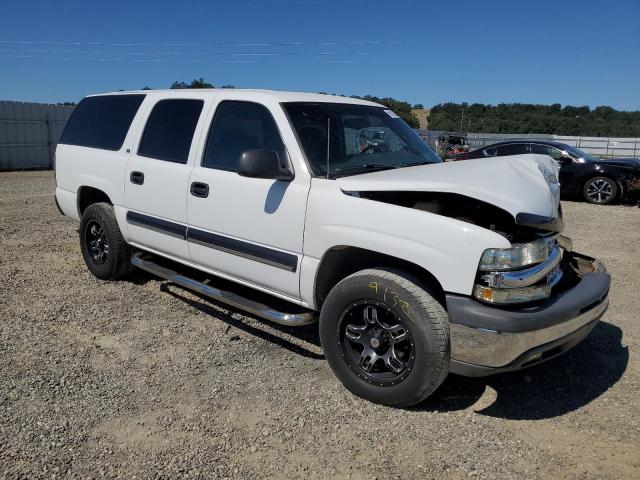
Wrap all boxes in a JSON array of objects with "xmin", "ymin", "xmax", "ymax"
[
  {"xmin": 130, "ymin": 171, "xmax": 144, "ymax": 185},
  {"xmin": 190, "ymin": 182, "xmax": 209, "ymax": 198}
]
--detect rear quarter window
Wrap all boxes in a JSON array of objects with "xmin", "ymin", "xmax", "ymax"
[{"xmin": 60, "ymin": 94, "xmax": 145, "ymax": 150}]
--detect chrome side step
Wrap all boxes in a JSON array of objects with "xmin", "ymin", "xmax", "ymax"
[{"xmin": 131, "ymin": 254, "xmax": 316, "ymax": 327}]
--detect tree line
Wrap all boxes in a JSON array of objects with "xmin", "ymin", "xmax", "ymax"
[
  {"xmin": 429, "ymin": 102, "xmax": 640, "ymax": 137},
  {"xmin": 112, "ymin": 78, "xmax": 640, "ymax": 137},
  {"xmin": 169, "ymin": 78, "xmax": 235, "ymax": 90},
  {"xmin": 351, "ymin": 95, "xmax": 420, "ymax": 128},
  {"xmin": 166, "ymin": 81, "xmax": 422, "ymax": 127}
]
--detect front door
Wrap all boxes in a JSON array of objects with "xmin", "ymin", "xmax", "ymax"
[
  {"xmin": 186, "ymin": 99, "xmax": 309, "ymax": 300},
  {"xmin": 125, "ymin": 96, "xmax": 208, "ymax": 260}
]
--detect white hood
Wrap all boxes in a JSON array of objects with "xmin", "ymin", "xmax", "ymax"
[{"xmin": 336, "ymin": 154, "xmax": 561, "ymax": 219}]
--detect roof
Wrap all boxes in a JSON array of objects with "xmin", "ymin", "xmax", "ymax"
[
  {"xmin": 91, "ymin": 88, "xmax": 385, "ymax": 107},
  {"xmin": 480, "ymin": 139, "xmax": 570, "ymax": 149}
]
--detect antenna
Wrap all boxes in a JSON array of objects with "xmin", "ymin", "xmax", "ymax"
[{"xmin": 326, "ymin": 117, "xmax": 330, "ymax": 179}]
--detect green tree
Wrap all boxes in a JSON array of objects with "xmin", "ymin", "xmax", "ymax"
[
  {"xmin": 170, "ymin": 78, "xmax": 214, "ymax": 89},
  {"xmin": 428, "ymin": 102, "xmax": 640, "ymax": 136},
  {"xmin": 353, "ymin": 95, "xmax": 420, "ymax": 128}
]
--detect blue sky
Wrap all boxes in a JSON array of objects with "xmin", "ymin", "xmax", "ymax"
[{"xmin": 1, "ymin": 0, "xmax": 639, "ymax": 109}]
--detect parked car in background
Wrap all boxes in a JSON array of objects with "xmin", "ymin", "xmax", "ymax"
[
  {"xmin": 454, "ymin": 140, "xmax": 640, "ymax": 204},
  {"xmin": 435, "ymin": 134, "xmax": 470, "ymax": 160}
]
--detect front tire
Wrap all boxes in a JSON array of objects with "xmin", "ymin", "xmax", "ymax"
[
  {"xmin": 319, "ymin": 268, "xmax": 449, "ymax": 407},
  {"xmin": 583, "ymin": 176, "xmax": 618, "ymax": 204},
  {"xmin": 79, "ymin": 202, "xmax": 132, "ymax": 280}
]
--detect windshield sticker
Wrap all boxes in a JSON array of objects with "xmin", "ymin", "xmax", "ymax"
[{"xmin": 384, "ymin": 109, "xmax": 400, "ymax": 119}]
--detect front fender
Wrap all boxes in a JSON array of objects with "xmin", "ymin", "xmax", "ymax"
[{"xmin": 303, "ymin": 179, "xmax": 510, "ymax": 297}]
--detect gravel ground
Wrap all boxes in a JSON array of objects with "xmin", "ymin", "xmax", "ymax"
[{"xmin": 1, "ymin": 170, "xmax": 638, "ymax": 479}]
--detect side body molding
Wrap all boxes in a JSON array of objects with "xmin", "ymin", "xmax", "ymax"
[{"xmin": 126, "ymin": 211, "xmax": 298, "ymax": 273}]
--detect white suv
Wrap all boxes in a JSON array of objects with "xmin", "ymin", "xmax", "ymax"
[{"xmin": 54, "ymin": 89, "xmax": 610, "ymax": 406}]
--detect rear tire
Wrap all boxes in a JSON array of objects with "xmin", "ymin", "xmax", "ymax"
[
  {"xmin": 319, "ymin": 268, "xmax": 449, "ymax": 407},
  {"xmin": 79, "ymin": 202, "xmax": 133, "ymax": 280},
  {"xmin": 583, "ymin": 176, "xmax": 618, "ymax": 204}
]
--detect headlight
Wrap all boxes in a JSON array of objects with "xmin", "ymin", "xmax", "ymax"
[
  {"xmin": 474, "ymin": 237, "xmax": 563, "ymax": 305},
  {"xmin": 479, "ymin": 236, "xmax": 555, "ymax": 271}
]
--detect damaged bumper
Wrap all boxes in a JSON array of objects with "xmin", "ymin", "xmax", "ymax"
[
  {"xmin": 447, "ymin": 252, "xmax": 610, "ymax": 377},
  {"xmin": 626, "ymin": 177, "xmax": 640, "ymax": 196}
]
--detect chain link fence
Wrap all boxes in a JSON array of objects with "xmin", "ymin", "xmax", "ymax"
[{"xmin": 418, "ymin": 130, "xmax": 640, "ymax": 158}]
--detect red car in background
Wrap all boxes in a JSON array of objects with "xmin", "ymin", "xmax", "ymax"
[{"xmin": 435, "ymin": 134, "xmax": 470, "ymax": 160}]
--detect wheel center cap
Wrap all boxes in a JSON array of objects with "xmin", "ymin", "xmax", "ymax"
[{"xmin": 369, "ymin": 337, "xmax": 381, "ymax": 349}]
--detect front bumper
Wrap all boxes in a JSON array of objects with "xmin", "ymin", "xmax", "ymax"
[{"xmin": 448, "ymin": 252, "xmax": 610, "ymax": 377}]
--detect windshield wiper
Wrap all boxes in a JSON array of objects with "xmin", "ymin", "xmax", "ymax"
[
  {"xmin": 399, "ymin": 161, "xmax": 434, "ymax": 168},
  {"xmin": 329, "ymin": 163, "xmax": 397, "ymax": 178}
]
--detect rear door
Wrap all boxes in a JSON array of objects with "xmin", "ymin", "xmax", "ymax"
[
  {"xmin": 186, "ymin": 98, "xmax": 309, "ymax": 300},
  {"xmin": 124, "ymin": 95, "xmax": 210, "ymax": 260}
]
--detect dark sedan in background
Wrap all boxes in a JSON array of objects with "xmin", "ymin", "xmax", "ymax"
[{"xmin": 454, "ymin": 140, "xmax": 640, "ymax": 204}]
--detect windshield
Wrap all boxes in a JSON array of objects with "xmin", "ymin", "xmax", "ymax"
[
  {"xmin": 564, "ymin": 145, "xmax": 598, "ymax": 162},
  {"xmin": 283, "ymin": 102, "xmax": 441, "ymax": 178}
]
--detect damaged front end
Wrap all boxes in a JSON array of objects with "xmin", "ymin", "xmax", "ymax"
[
  {"xmin": 472, "ymin": 234, "xmax": 607, "ymax": 305},
  {"xmin": 345, "ymin": 189, "xmax": 586, "ymax": 305},
  {"xmin": 348, "ymin": 190, "xmax": 562, "ymax": 243},
  {"xmin": 336, "ymin": 153, "xmax": 605, "ymax": 306}
]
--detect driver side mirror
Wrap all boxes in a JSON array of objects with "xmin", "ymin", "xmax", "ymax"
[
  {"xmin": 237, "ymin": 149, "xmax": 294, "ymax": 181},
  {"xmin": 559, "ymin": 155, "xmax": 574, "ymax": 166}
]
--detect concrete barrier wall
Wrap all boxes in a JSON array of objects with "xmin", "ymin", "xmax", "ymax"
[{"xmin": 0, "ymin": 101, "xmax": 74, "ymax": 170}]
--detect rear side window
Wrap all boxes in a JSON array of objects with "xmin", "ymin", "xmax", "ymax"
[
  {"xmin": 495, "ymin": 143, "xmax": 526, "ymax": 156},
  {"xmin": 530, "ymin": 143, "xmax": 564, "ymax": 160},
  {"xmin": 60, "ymin": 94, "xmax": 145, "ymax": 150},
  {"xmin": 138, "ymin": 99, "xmax": 204, "ymax": 164},
  {"xmin": 484, "ymin": 146, "xmax": 497, "ymax": 156},
  {"xmin": 202, "ymin": 101, "xmax": 285, "ymax": 171}
]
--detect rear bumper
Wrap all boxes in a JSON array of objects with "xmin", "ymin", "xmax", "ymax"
[
  {"xmin": 626, "ymin": 177, "xmax": 640, "ymax": 196},
  {"xmin": 447, "ymin": 253, "xmax": 610, "ymax": 377},
  {"xmin": 54, "ymin": 187, "xmax": 80, "ymax": 221},
  {"xmin": 54, "ymin": 194, "xmax": 64, "ymax": 215}
]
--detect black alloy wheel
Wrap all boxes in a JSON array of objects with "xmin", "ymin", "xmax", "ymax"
[
  {"xmin": 79, "ymin": 202, "xmax": 133, "ymax": 280},
  {"xmin": 339, "ymin": 301, "xmax": 415, "ymax": 386},
  {"xmin": 85, "ymin": 220, "xmax": 109, "ymax": 265},
  {"xmin": 319, "ymin": 268, "xmax": 450, "ymax": 407},
  {"xmin": 584, "ymin": 177, "xmax": 617, "ymax": 204}
]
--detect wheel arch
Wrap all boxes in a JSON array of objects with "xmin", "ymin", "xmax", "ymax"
[
  {"xmin": 77, "ymin": 186, "xmax": 113, "ymax": 217},
  {"xmin": 582, "ymin": 173, "xmax": 622, "ymax": 202},
  {"xmin": 314, "ymin": 245, "xmax": 446, "ymax": 310}
]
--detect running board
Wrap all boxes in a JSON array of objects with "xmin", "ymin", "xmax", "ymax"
[{"xmin": 131, "ymin": 254, "xmax": 316, "ymax": 327}]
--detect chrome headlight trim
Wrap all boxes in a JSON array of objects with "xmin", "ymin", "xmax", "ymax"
[
  {"xmin": 481, "ymin": 246, "xmax": 561, "ymax": 288},
  {"xmin": 478, "ymin": 235, "xmax": 557, "ymax": 271},
  {"xmin": 474, "ymin": 266, "xmax": 563, "ymax": 305}
]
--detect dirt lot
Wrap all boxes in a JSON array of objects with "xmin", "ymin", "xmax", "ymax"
[{"xmin": 0, "ymin": 170, "xmax": 638, "ymax": 479}]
